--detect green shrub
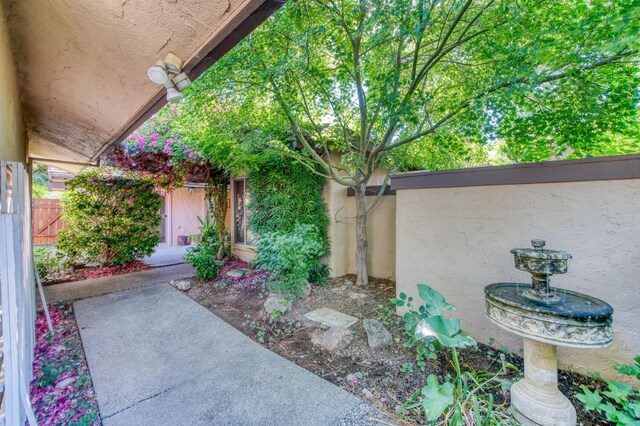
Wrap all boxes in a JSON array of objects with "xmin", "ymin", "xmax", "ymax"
[
  {"xmin": 183, "ymin": 216, "xmax": 223, "ymax": 280},
  {"xmin": 57, "ymin": 169, "xmax": 162, "ymax": 266},
  {"xmin": 183, "ymin": 244, "xmax": 222, "ymax": 281},
  {"xmin": 398, "ymin": 285, "xmax": 517, "ymax": 424},
  {"xmin": 576, "ymin": 356, "xmax": 640, "ymax": 425},
  {"xmin": 247, "ymin": 154, "xmax": 329, "ymax": 285},
  {"xmin": 392, "ymin": 285, "xmax": 447, "ymax": 368},
  {"xmin": 34, "ymin": 247, "xmax": 64, "ymax": 279},
  {"xmin": 255, "ymin": 223, "xmax": 326, "ymax": 297}
]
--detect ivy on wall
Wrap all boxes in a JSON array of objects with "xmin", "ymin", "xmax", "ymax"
[{"xmin": 247, "ymin": 154, "xmax": 330, "ymax": 293}]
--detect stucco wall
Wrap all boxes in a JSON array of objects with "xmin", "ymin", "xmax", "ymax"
[
  {"xmin": 395, "ymin": 179, "xmax": 640, "ymax": 381},
  {"xmin": 343, "ymin": 193, "xmax": 396, "ymax": 280},
  {"xmin": 324, "ymin": 166, "xmax": 396, "ymax": 280},
  {"xmin": 167, "ymin": 187, "xmax": 205, "ymax": 245},
  {"xmin": 0, "ymin": 12, "xmax": 24, "ymax": 162}
]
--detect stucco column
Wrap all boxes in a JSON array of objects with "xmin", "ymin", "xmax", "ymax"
[
  {"xmin": 511, "ymin": 338, "xmax": 576, "ymax": 426},
  {"xmin": 0, "ymin": 11, "xmax": 26, "ymax": 163}
]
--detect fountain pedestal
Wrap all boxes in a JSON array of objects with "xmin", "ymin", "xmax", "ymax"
[
  {"xmin": 484, "ymin": 240, "xmax": 613, "ymax": 426},
  {"xmin": 511, "ymin": 339, "xmax": 575, "ymax": 425}
]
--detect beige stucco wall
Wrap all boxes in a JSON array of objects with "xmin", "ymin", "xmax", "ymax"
[
  {"xmin": 395, "ymin": 179, "xmax": 640, "ymax": 381},
  {"xmin": 167, "ymin": 187, "xmax": 205, "ymax": 245},
  {"xmin": 0, "ymin": 12, "xmax": 24, "ymax": 162},
  {"xmin": 324, "ymin": 163, "xmax": 396, "ymax": 280}
]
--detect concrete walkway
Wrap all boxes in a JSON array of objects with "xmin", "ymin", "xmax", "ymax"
[
  {"xmin": 143, "ymin": 245, "xmax": 193, "ymax": 267},
  {"xmin": 43, "ymin": 263, "xmax": 194, "ymax": 302},
  {"xmin": 74, "ymin": 284, "xmax": 362, "ymax": 425}
]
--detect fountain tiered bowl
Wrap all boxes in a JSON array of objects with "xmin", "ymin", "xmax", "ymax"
[{"xmin": 484, "ymin": 240, "xmax": 613, "ymax": 426}]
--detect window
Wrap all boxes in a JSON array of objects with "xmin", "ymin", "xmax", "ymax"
[{"xmin": 233, "ymin": 178, "xmax": 255, "ymax": 245}]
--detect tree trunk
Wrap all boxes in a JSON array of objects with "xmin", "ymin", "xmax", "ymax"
[
  {"xmin": 205, "ymin": 173, "xmax": 229, "ymax": 260},
  {"xmin": 354, "ymin": 182, "xmax": 369, "ymax": 286}
]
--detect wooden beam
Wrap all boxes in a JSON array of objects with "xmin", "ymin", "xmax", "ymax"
[{"xmin": 391, "ymin": 154, "xmax": 640, "ymax": 191}]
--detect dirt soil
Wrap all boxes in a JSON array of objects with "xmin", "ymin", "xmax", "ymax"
[
  {"xmin": 185, "ymin": 266, "xmax": 611, "ymax": 425},
  {"xmin": 43, "ymin": 261, "xmax": 151, "ymax": 285}
]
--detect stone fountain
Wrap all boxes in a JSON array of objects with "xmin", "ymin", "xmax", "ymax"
[{"xmin": 484, "ymin": 240, "xmax": 613, "ymax": 426}]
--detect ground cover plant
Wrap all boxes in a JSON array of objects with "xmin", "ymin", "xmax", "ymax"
[
  {"xmin": 31, "ymin": 303, "xmax": 101, "ymax": 426},
  {"xmin": 57, "ymin": 168, "xmax": 161, "ymax": 267},
  {"xmin": 576, "ymin": 357, "xmax": 640, "ymax": 425},
  {"xmin": 398, "ymin": 285, "xmax": 516, "ymax": 424},
  {"xmin": 184, "ymin": 271, "xmax": 615, "ymax": 425}
]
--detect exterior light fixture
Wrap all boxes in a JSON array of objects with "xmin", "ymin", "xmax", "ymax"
[
  {"xmin": 164, "ymin": 80, "xmax": 183, "ymax": 102},
  {"xmin": 147, "ymin": 53, "xmax": 191, "ymax": 102}
]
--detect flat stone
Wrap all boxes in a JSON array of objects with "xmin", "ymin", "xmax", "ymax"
[
  {"xmin": 225, "ymin": 268, "xmax": 252, "ymax": 279},
  {"xmin": 305, "ymin": 307, "xmax": 358, "ymax": 328},
  {"xmin": 311, "ymin": 326, "xmax": 353, "ymax": 352},
  {"xmin": 169, "ymin": 279, "xmax": 191, "ymax": 291},
  {"xmin": 348, "ymin": 292, "xmax": 368, "ymax": 300},
  {"xmin": 363, "ymin": 319, "xmax": 393, "ymax": 350},
  {"xmin": 264, "ymin": 294, "xmax": 289, "ymax": 314}
]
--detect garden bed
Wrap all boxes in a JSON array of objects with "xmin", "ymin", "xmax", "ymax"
[
  {"xmin": 42, "ymin": 260, "xmax": 151, "ymax": 285},
  {"xmin": 30, "ymin": 303, "xmax": 101, "ymax": 425},
  {"xmin": 184, "ymin": 264, "xmax": 611, "ymax": 425}
]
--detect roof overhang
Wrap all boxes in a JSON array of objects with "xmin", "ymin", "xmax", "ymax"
[{"xmin": 6, "ymin": 0, "xmax": 283, "ymax": 168}]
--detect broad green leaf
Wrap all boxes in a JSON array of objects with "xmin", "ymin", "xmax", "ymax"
[
  {"xmin": 416, "ymin": 284, "xmax": 455, "ymax": 316},
  {"xmin": 575, "ymin": 386, "xmax": 602, "ymax": 412},
  {"xmin": 415, "ymin": 316, "xmax": 476, "ymax": 348},
  {"xmin": 603, "ymin": 381, "xmax": 633, "ymax": 404},
  {"xmin": 420, "ymin": 375, "xmax": 454, "ymax": 422},
  {"xmin": 614, "ymin": 357, "xmax": 640, "ymax": 380}
]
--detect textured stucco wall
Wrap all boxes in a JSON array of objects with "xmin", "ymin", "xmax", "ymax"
[
  {"xmin": 7, "ymin": 0, "xmax": 264, "ymax": 163},
  {"xmin": 168, "ymin": 187, "xmax": 205, "ymax": 246},
  {"xmin": 395, "ymin": 179, "xmax": 640, "ymax": 381},
  {"xmin": 325, "ymin": 164, "xmax": 397, "ymax": 280},
  {"xmin": 0, "ymin": 12, "xmax": 24, "ymax": 162},
  {"xmin": 343, "ymin": 194, "xmax": 396, "ymax": 280}
]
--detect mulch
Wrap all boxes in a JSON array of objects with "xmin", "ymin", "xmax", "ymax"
[
  {"xmin": 43, "ymin": 261, "xmax": 151, "ymax": 285},
  {"xmin": 30, "ymin": 303, "xmax": 101, "ymax": 426},
  {"xmin": 185, "ymin": 266, "xmax": 613, "ymax": 425}
]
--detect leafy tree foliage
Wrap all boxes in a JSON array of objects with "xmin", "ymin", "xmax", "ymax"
[
  {"xmin": 57, "ymin": 169, "xmax": 162, "ymax": 266},
  {"xmin": 190, "ymin": 0, "xmax": 638, "ymax": 285}
]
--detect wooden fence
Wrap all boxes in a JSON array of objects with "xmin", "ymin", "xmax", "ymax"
[{"xmin": 32, "ymin": 198, "xmax": 65, "ymax": 244}]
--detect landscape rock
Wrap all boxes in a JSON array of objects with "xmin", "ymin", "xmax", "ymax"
[
  {"xmin": 264, "ymin": 294, "xmax": 289, "ymax": 314},
  {"xmin": 311, "ymin": 326, "xmax": 353, "ymax": 352},
  {"xmin": 362, "ymin": 388, "xmax": 373, "ymax": 399},
  {"xmin": 169, "ymin": 279, "xmax": 192, "ymax": 291},
  {"xmin": 348, "ymin": 292, "xmax": 368, "ymax": 300},
  {"xmin": 305, "ymin": 307, "xmax": 359, "ymax": 328},
  {"xmin": 346, "ymin": 372, "xmax": 364, "ymax": 383},
  {"xmin": 301, "ymin": 282, "xmax": 312, "ymax": 298},
  {"xmin": 363, "ymin": 319, "xmax": 393, "ymax": 350},
  {"xmin": 226, "ymin": 269, "xmax": 251, "ymax": 279}
]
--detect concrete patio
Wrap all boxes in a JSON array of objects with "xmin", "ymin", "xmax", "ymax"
[{"xmin": 74, "ymin": 284, "xmax": 365, "ymax": 425}]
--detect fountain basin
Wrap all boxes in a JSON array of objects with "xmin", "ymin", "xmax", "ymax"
[{"xmin": 485, "ymin": 283, "xmax": 613, "ymax": 348}]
